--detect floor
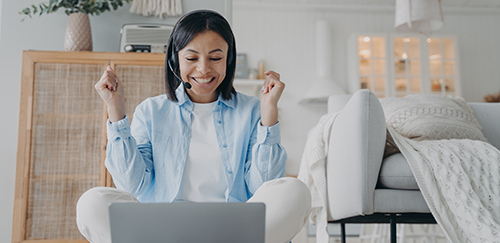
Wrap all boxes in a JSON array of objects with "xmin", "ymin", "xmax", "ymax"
[
  {"xmin": 291, "ymin": 225, "xmax": 360, "ymax": 243},
  {"xmin": 291, "ymin": 224, "xmax": 447, "ymax": 243}
]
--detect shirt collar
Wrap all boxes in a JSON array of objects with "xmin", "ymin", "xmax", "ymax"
[
  {"xmin": 174, "ymin": 82, "xmax": 236, "ymax": 109},
  {"xmin": 175, "ymin": 82, "xmax": 191, "ymax": 107},
  {"xmin": 217, "ymin": 92, "xmax": 236, "ymax": 109}
]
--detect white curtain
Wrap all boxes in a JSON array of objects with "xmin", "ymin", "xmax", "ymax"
[{"xmin": 129, "ymin": 0, "xmax": 183, "ymax": 19}]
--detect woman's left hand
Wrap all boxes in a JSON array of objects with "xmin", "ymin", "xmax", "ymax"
[{"xmin": 260, "ymin": 70, "xmax": 285, "ymax": 127}]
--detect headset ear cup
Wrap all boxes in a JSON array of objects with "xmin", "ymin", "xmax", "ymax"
[
  {"xmin": 170, "ymin": 51, "xmax": 178, "ymax": 69},
  {"xmin": 228, "ymin": 53, "xmax": 233, "ymax": 65}
]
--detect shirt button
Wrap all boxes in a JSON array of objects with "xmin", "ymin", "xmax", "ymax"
[
  {"xmin": 217, "ymin": 120, "xmax": 222, "ymax": 124},
  {"xmin": 223, "ymin": 144, "xmax": 227, "ymax": 149}
]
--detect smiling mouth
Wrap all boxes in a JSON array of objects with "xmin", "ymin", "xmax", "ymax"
[{"xmin": 192, "ymin": 77, "xmax": 215, "ymax": 84}]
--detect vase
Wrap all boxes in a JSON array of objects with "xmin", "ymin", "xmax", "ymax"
[{"xmin": 64, "ymin": 13, "xmax": 93, "ymax": 51}]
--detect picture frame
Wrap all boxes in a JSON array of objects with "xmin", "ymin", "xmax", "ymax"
[{"xmin": 235, "ymin": 53, "xmax": 249, "ymax": 79}]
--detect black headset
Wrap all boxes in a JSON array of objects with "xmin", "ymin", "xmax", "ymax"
[
  {"xmin": 166, "ymin": 9, "xmax": 234, "ymax": 90},
  {"xmin": 167, "ymin": 50, "xmax": 191, "ymax": 89}
]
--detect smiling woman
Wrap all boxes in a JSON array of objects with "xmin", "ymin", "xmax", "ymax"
[{"xmin": 77, "ymin": 9, "xmax": 311, "ymax": 243}]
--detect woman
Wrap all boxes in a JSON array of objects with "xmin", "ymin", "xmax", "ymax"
[{"xmin": 76, "ymin": 10, "xmax": 311, "ymax": 243}]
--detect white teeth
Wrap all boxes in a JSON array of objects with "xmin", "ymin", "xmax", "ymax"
[{"xmin": 194, "ymin": 78, "xmax": 213, "ymax": 84}]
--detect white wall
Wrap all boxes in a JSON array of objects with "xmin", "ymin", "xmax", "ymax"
[
  {"xmin": 1, "ymin": 0, "xmax": 500, "ymax": 242},
  {"xmin": 231, "ymin": 2, "xmax": 500, "ymax": 178}
]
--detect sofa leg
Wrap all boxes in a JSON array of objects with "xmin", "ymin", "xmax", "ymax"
[
  {"xmin": 390, "ymin": 214, "xmax": 397, "ymax": 243},
  {"xmin": 340, "ymin": 222, "xmax": 346, "ymax": 243}
]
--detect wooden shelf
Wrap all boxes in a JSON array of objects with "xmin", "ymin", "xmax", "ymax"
[{"xmin": 234, "ymin": 79, "xmax": 265, "ymax": 86}]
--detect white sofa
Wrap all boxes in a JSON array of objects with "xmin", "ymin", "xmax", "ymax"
[{"xmin": 325, "ymin": 89, "xmax": 500, "ymax": 242}]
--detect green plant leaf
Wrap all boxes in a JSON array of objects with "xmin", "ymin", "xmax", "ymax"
[
  {"xmin": 103, "ymin": 2, "xmax": 110, "ymax": 11},
  {"xmin": 20, "ymin": 0, "xmax": 128, "ymax": 20},
  {"xmin": 20, "ymin": 8, "xmax": 31, "ymax": 16}
]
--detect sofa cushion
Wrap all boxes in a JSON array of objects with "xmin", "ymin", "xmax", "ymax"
[
  {"xmin": 380, "ymin": 94, "xmax": 487, "ymax": 142},
  {"xmin": 377, "ymin": 153, "xmax": 419, "ymax": 190}
]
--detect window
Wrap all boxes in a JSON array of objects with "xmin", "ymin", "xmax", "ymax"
[
  {"xmin": 350, "ymin": 34, "xmax": 459, "ymax": 98},
  {"xmin": 357, "ymin": 36, "xmax": 387, "ymax": 97},
  {"xmin": 392, "ymin": 37, "xmax": 422, "ymax": 96},
  {"xmin": 428, "ymin": 37, "xmax": 457, "ymax": 95}
]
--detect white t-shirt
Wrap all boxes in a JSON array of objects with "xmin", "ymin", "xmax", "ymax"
[{"xmin": 175, "ymin": 101, "xmax": 228, "ymax": 202}]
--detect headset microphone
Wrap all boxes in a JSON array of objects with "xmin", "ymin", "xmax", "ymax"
[{"xmin": 168, "ymin": 59, "xmax": 192, "ymax": 89}]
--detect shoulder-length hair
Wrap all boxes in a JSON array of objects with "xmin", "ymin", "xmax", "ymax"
[{"xmin": 165, "ymin": 10, "xmax": 237, "ymax": 102}]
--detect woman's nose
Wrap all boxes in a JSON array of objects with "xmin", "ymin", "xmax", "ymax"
[{"xmin": 196, "ymin": 59, "xmax": 211, "ymax": 74}]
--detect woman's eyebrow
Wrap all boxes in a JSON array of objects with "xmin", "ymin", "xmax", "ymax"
[
  {"xmin": 184, "ymin": 48, "xmax": 224, "ymax": 54},
  {"xmin": 209, "ymin": 49, "xmax": 224, "ymax": 54}
]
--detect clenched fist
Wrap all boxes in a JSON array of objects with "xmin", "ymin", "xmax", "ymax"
[
  {"xmin": 260, "ymin": 70, "xmax": 285, "ymax": 127},
  {"xmin": 95, "ymin": 66, "xmax": 126, "ymax": 122}
]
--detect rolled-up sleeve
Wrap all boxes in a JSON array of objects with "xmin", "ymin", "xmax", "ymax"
[
  {"xmin": 105, "ymin": 115, "xmax": 154, "ymax": 199},
  {"xmin": 246, "ymin": 121, "xmax": 287, "ymax": 194},
  {"xmin": 107, "ymin": 116, "xmax": 132, "ymax": 141}
]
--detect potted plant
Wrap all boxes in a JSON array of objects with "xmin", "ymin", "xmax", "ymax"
[{"xmin": 20, "ymin": 0, "xmax": 131, "ymax": 51}]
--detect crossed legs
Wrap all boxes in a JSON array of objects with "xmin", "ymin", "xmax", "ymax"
[{"xmin": 76, "ymin": 177, "xmax": 311, "ymax": 243}]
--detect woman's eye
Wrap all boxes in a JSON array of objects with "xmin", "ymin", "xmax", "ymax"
[
  {"xmin": 186, "ymin": 58, "xmax": 198, "ymax": 61},
  {"xmin": 211, "ymin": 58, "xmax": 222, "ymax": 61}
]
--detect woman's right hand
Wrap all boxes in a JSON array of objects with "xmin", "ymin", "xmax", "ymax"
[{"xmin": 95, "ymin": 66, "xmax": 126, "ymax": 123}]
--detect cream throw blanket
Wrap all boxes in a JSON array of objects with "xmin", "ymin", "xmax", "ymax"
[
  {"xmin": 388, "ymin": 127, "xmax": 500, "ymax": 242},
  {"xmin": 299, "ymin": 113, "xmax": 500, "ymax": 243},
  {"xmin": 298, "ymin": 112, "xmax": 339, "ymax": 243}
]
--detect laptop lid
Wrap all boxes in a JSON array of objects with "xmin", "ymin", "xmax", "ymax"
[{"xmin": 109, "ymin": 202, "xmax": 265, "ymax": 243}]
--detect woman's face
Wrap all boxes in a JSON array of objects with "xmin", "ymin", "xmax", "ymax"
[{"xmin": 178, "ymin": 30, "xmax": 228, "ymax": 103}]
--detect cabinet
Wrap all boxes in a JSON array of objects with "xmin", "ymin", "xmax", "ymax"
[
  {"xmin": 349, "ymin": 34, "xmax": 460, "ymax": 98},
  {"xmin": 13, "ymin": 51, "xmax": 165, "ymax": 243}
]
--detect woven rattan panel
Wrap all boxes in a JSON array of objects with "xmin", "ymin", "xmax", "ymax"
[
  {"xmin": 27, "ymin": 63, "xmax": 103, "ymax": 240},
  {"xmin": 116, "ymin": 64, "xmax": 165, "ymax": 120},
  {"xmin": 105, "ymin": 64, "xmax": 165, "ymax": 188}
]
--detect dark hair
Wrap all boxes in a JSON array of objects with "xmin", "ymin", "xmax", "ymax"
[{"xmin": 165, "ymin": 10, "xmax": 237, "ymax": 102}]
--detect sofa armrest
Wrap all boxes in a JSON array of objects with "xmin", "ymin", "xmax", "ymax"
[{"xmin": 326, "ymin": 90, "xmax": 387, "ymax": 220}]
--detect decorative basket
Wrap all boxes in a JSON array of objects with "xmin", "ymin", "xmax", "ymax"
[{"xmin": 484, "ymin": 91, "xmax": 500, "ymax": 103}]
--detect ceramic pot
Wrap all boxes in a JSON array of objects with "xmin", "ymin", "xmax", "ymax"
[{"xmin": 64, "ymin": 13, "xmax": 93, "ymax": 51}]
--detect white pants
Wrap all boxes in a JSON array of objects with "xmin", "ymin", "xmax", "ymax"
[{"xmin": 76, "ymin": 177, "xmax": 311, "ymax": 243}]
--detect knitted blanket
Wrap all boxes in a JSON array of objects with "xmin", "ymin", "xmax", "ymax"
[
  {"xmin": 388, "ymin": 127, "xmax": 500, "ymax": 243},
  {"xmin": 298, "ymin": 112, "xmax": 339, "ymax": 243}
]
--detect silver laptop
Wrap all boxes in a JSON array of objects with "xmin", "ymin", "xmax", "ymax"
[{"xmin": 109, "ymin": 202, "xmax": 265, "ymax": 243}]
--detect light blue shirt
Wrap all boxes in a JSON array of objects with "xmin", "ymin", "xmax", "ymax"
[{"xmin": 105, "ymin": 84, "xmax": 287, "ymax": 202}]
